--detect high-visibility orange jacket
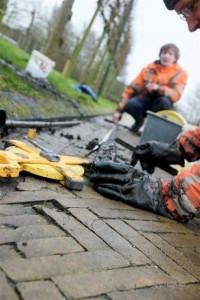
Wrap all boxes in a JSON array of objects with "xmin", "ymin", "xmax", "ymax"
[
  {"xmin": 162, "ymin": 127, "xmax": 200, "ymax": 222},
  {"xmin": 118, "ymin": 60, "xmax": 188, "ymax": 112}
]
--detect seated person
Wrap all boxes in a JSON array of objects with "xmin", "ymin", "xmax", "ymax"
[{"xmin": 113, "ymin": 43, "xmax": 188, "ymax": 133}]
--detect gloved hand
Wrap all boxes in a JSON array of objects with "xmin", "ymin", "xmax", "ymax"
[
  {"xmin": 131, "ymin": 140, "xmax": 185, "ymax": 174},
  {"xmin": 90, "ymin": 161, "xmax": 171, "ymax": 217},
  {"xmin": 112, "ymin": 111, "xmax": 122, "ymax": 123}
]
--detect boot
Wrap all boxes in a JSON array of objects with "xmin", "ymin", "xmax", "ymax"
[{"xmin": 130, "ymin": 118, "xmax": 144, "ymax": 133}]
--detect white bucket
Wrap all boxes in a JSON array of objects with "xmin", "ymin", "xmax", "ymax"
[{"xmin": 25, "ymin": 50, "xmax": 55, "ymax": 78}]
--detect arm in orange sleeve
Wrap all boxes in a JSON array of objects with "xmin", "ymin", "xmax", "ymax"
[
  {"xmin": 118, "ymin": 67, "xmax": 148, "ymax": 112},
  {"xmin": 178, "ymin": 127, "xmax": 200, "ymax": 162},
  {"xmin": 162, "ymin": 163, "xmax": 200, "ymax": 222},
  {"xmin": 157, "ymin": 68, "xmax": 188, "ymax": 103},
  {"xmin": 117, "ymin": 84, "xmax": 136, "ymax": 112}
]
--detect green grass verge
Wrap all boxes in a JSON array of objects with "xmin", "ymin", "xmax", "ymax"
[
  {"xmin": 0, "ymin": 37, "xmax": 117, "ymax": 117},
  {"xmin": 0, "ymin": 37, "xmax": 30, "ymax": 69}
]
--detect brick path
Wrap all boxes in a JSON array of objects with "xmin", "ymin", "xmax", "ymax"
[{"xmin": 0, "ymin": 117, "xmax": 200, "ymax": 300}]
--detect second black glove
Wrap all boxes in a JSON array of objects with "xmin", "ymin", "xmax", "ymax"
[
  {"xmin": 131, "ymin": 140, "xmax": 185, "ymax": 174},
  {"xmin": 90, "ymin": 161, "xmax": 172, "ymax": 218}
]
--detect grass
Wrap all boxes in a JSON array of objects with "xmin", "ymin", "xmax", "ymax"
[
  {"xmin": 0, "ymin": 36, "xmax": 117, "ymax": 118},
  {"xmin": 48, "ymin": 71, "xmax": 116, "ymax": 113},
  {"xmin": 0, "ymin": 37, "xmax": 29, "ymax": 69},
  {"xmin": 0, "ymin": 64, "xmax": 42, "ymax": 98}
]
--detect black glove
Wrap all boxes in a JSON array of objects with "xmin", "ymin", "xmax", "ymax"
[
  {"xmin": 131, "ymin": 140, "xmax": 185, "ymax": 174},
  {"xmin": 90, "ymin": 161, "xmax": 172, "ymax": 218}
]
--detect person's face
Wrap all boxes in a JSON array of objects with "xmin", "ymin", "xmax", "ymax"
[
  {"xmin": 174, "ymin": 0, "xmax": 200, "ymax": 31},
  {"xmin": 160, "ymin": 49, "xmax": 176, "ymax": 66}
]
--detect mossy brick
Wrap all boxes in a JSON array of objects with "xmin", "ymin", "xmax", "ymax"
[
  {"xmin": 1, "ymin": 190, "xmax": 70, "ymax": 204},
  {"xmin": 143, "ymin": 232, "xmax": 200, "ymax": 280},
  {"xmin": 69, "ymin": 209, "xmax": 150, "ymax": 266},
  {"xmin": 0, "ymin": 215, "xmax": 48, "ymax": 227},
  {"xmin": 0, "ymin": 270, "xmax": 19, "ymax": 300},
  {"xmin": 160, "ymin": 233, "xmax": 200, "ymax": 248},
  {"xmin": 108, "ymin": 284, "xmax": 200, "ymax": 300},
  {"xmin": 0, "ymin": 205, "xmax": 37, "ymax": 216},
  {"xmin": 127, "ymin": 220, "xmax": 193, "ymax": 233},
  {"xmin": 0, "ymin": 224, "xmax": 65, "ymax": 244},
  {"xmin": 0, "ymin": 250, "xmax": 130, "ymax": 281},
  {"xmin": 107, "ymin": 220, "xmax": 197, "ymax": 284},
  {"xmin": 0, "ymin": 245, "xmax": 19, "ymax": 261},
  {"xmin": 17, "ymin": 237, "xmax": 84, "ymax": 258},
  {"xmin": 38, "ymin": 206, "xmax": 109, "ymax": 251},
  {"xmin": 16, "ymin": 281, "xmax": 63, "ymax": 300},
  {"xmin": 56, "ymin": 196, "xmax": 135, "ymax": 210},
  {"xmin": 53, "ymin": 266, "xmax": 174, "ymax": 299},
  {"xmin": 90, "ymin": 207, "xmax": 160, "ymax": 221}
]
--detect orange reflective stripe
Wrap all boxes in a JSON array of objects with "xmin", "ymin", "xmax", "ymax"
[
  {"xmin": 179, "ymin": 127, "xmax": 200, "ymax": 162},
  {"xmin": 174, "ymin": 163, "xmax": 200, "ymax": 210},
  {"xmin": 162, "ymin": 181, "xmax": 177, "ymax": 213},
  {"xmin": 122, "ymin": 86, "xmax": 135, "ymax": 101},
  {"xmin": 162, "ymin": 163, "xmax": 200, "ymax": 220},
  {"xmin": 121, "ymin": 62, "xmax": 187, "ymax": 104}
]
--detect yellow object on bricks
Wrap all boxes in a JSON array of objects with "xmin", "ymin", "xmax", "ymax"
[
  {"xmin": 21, "ymin": 164, "xmax": 65, "ymax": 180},
  {"xmin": 156, "ymin": 110, "xmax": 187, "ymax": 126},
  {"xmin": 0, "ymin": 139, "xmax": 90, "ymax": 190},
  {"xmin": 27, "ymin": 128, "xmax": 36, "ymax": 139},
  {"xmin": 0, "ymin": 152, "xmax": 21, "ymax": 177},
  {"xmin": 21, "ymin": 164, "xmax": 85, "ymax": 180}
]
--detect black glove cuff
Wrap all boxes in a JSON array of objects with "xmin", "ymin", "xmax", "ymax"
[{"xmin": 170, "ymin": 140, "xmax": 185, "ymax": 166}]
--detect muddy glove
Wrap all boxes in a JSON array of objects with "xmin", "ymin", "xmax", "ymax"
[
  {"xmin": 131, "ymin": 140, "xmax": 185, "ymax": 174},
  {"xmin": 90, "ymin": 161, "xmax": 172, "ymax": 218}
]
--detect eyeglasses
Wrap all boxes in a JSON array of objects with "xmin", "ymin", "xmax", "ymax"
[
  {"xmin": 180, "ymin": 7, "xmax": 193, "ymax": 21},
  {"xmin": 179, "ymin": 0, "xmax": 198, "ymax": 21}
]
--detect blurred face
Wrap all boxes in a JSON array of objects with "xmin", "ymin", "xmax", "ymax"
[
  {"xmin": 160, "ymin": 49, "xmax": 176, "ymax": 66},
  {"xmin": 174, "ymin": 0, "xmax": 200, "ymax": 31}
]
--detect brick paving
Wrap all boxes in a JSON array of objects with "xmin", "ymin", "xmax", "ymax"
[{"xmin": 0, "ymin": 117, "xmax": 200, "ymax": 300}]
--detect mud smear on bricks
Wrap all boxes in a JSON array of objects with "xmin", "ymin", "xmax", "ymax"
[
  {"xmin": 60, "ymin": 132, "xmax": 74, "ymax": 140},
  {"xmin": 0, "ymin": 177, "xmax": 25, "ymax": 200}
]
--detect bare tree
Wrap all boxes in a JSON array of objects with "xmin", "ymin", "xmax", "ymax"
[
  {"xmin": 53, "ymin": 22, "xmax": 79, "ymax": 72},
  {"xmin": 0, "ymin": 0, "xmax": 8, "ymax": 14},
  {"xmin": 44, "ymin": 0, "xmax": 74, "ymax": 60},
  {"xmin": 80, "ymin": 0, "xmax": 121, "ymax": 84},
  {"xmin": 96, "ymin": 0, "xmax": 134, "ymax": 97},
  {"xmin": 64, "ymin": 0, "xmax": 104, "ymax": 78}
]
